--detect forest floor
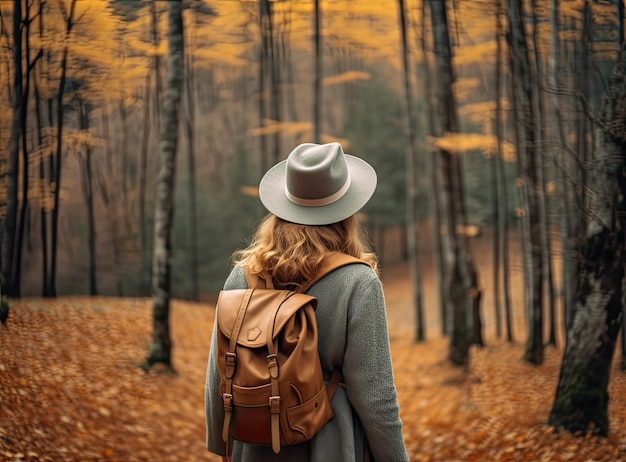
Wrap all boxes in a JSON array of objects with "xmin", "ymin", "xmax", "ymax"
[{"xmin": 2, "ymin": 257, "xmax": 626, "ymax": 461}]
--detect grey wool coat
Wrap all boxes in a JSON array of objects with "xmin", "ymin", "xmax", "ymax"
[{"xmin": 205, "ymin": 262, "xmax": 410, "ymax": 462}]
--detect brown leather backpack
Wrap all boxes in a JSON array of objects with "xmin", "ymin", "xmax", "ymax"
[{"xmin": 215, "ymin": 252, "xmax": 364, "ymax": 454}]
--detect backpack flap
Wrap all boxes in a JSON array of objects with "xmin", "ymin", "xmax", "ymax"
[{"xmin": 216, "ymin": 289, "xmax": 317, "ymax": 348}]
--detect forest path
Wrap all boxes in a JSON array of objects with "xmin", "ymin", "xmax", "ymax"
[{"xmin": 1, "ymin": 245, "xmax": 625, "ymax": 461}]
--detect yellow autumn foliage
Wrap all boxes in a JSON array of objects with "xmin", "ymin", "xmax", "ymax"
[
  {"xmin": 458, "ymin": 100, "xmax": 511, "ymax": 126},
  {"xmin": 321, "ymin": 135, "xmax": 350, "ymax": 149},
  {"xmin": 248, "ymin": 121, "xmax": 313, "ymax": 137},
  {"xmin": 454, "ymin": 41, "xmax": 497, "ymax": 66},
  {"xmin": 454, "ymin": 78, "xmax": 482, "ymax": 102},
  {"xmin": 194, "ymin": 44, "xmax": 253, "ymax": 67},
  {"xmin": 429, "ymin": 132, "xmax": 516, "ymax": 162},
  {"xmin": 323, "ymin": 71, "xmax": 371, "ymax": 86},
  {"xmin": 239, "ymin": 185, "xmax": 259, "ymax": 198}
]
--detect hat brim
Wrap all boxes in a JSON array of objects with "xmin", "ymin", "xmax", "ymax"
[{"xmin": 259, "ymin": 154, "xmax": 377, "ymax": 226}]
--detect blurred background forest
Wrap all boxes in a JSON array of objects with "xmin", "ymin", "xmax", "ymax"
[
  {"xmin": 3, "ymin": 0, "xmax": 626, "ymax": 371},
  {"xmin": 0, "ymin": 0, "xmax": 555, "ymax": 299},
  {"xmin": 2, "ymin": 0, "xmax": 626, "ymax": 355},
  {"xmin": 0, "ymin": 0, "xmax": 621, "ymax": 303}
]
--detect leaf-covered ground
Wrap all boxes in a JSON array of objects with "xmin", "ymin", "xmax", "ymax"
[{"xmin": 2, "ymin": 266, "xmax": 626, "ymax": 461}]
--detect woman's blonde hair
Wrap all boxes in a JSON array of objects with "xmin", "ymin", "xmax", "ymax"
[{"xmin": 232, "ymin": 214, "xmax": 378, "ymax": 288}]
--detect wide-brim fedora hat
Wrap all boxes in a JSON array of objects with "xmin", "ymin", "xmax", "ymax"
[{"xmin": 259, "ymin": 142, "xmax": 377, "ymax": 225}]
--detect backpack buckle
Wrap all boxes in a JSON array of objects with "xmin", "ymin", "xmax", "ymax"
[
  {"xmin": 269, "ymin": 395, "xmax": 280, "ymax": 414},
  {"xmin": 223, "ymin": 393, "xmax": 233, "ymax": 411},
  {"xmin": 225, "ymin": 352, "xmax": 237, "ymax": 378},
  {"xmin": 267, "ymin": 353, "xmax": 279, "ymax": 379}
]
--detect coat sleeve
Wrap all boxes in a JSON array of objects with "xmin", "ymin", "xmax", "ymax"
[
  {"xmin": 205, "ymin": 319, "xmax": 227, "ymax": 456},
  {"xmin": 342, "ymin": 269, "xmax": 410, "ymax": 462},
  {"xmin": 205, "ymin": 266, "xmax": 246, "ymax": 456}
]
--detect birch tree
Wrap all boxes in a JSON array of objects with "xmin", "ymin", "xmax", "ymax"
[{"xmin": 146, "ymin": 1, "xmax": 184, "ymax": 370}]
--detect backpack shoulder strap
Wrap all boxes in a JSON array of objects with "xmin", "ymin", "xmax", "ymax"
[
  {"xmin": 301, "ymin": 252, "xmax": 368, "ymax": 293},
  {"xmin": 244, "ymin": 267, "xmax": 274, "ymax": 290}
]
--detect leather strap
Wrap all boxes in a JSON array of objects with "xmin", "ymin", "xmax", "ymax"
[
  {"xmin": 222, "ymin": 289, "xmax": 255, "ymax": 444},
  {"xmin": 245, "ymin": 270, "xmax": 274, "ymax": 290},
  {"xmin": 266, "ymin": 294, "xmax": 282, "ymax": 453},
  {"xmin": 301, "ymin": 252, "xmax": 366, "ymax": 293},
  {"xmin": 326, "ymin": 369, "xmax": 343, "ymax": 400}
]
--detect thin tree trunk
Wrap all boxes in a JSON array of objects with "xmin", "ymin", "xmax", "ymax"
[
  {"xmin": 43, "ymin": 97, "xmax": 54, "ymax": 296},
  {"xmin": 267, "ymin": 2, "xmax": 281, "ymax": 164},
  {"xmin": 420, "ymin": 1, "xmax": 448, "ymax": 336},
  {"xmin": 13, "ymin": 0, "xmax": 35, "ymax": 298},
  {"xmin": 313, "ymin": 0, "xmax": 322, "ymax": 143},
  {"xmin": 549, "ymin": 0, "xmax": 576, "ymax": 343},
  {"xmin": 619, "ymin": 0, "xmax": 626, "ymax": 372},
  {"xmin": 507, "ymin": 0, "xmax": 544, "ymax": 365},
  {"xmin": 151, "ymin": 0, "xmax": 162, "ymax": 127},
  {"xmin": 184, "ymin": 31, "xmax": 199, "ymax": 302},
  {"xmin": 398, "ymin": 0, "xmax": 425, "ymax": 342},
  {"xmin": 259, "ymin": 0, "xmax": 269, "ymax": 171},
  {"xmin": 139, "ymin": 74, "xmax": 151, "ymax": 255},
  {"xmin": 33, "ymin": 75, "xmax": 50, "ymax": 297},
  {"xmin": 49, "ymin": 0, "xmax": 77, "ymax": 298},
  {"xmin": 617, "ymin": 1, "xmax": 626, "ymax": 48},
  {"xmin": 77, "ymin": 101, "xmax": 97, "ymax": 295},
  {"xmin": 495, "ymin": 0, "xmax": 513, "ymax": 342},
  {"xmin": 118, "ymin": 96, "xmax": 133, "ymax": 237},
  {"xmin": 1, "ymin": 0, "xmax": 23, "ymax": 297},
  {"xmin": 492, "ymin": 2, "xmax": 503, "ymax": 339},
  {"xmin": 531, "ymin": 0, "xmax": 557, "ymax": 348},
  {"xmin": 101, "ymin": 110, "xmax": 123, "ymax": 296},
  {"xmin": 146, "ymin": 0, "xmax": 184, "ymax": 370}
]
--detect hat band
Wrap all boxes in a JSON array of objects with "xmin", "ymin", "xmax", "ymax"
[{"xmin": 285, "ymin": 175, "xmax": 352, "ymax": 207}]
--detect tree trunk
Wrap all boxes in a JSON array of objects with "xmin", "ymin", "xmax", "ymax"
[
  {"xmin": 33, "ymin": 75, "xmax": 50, "ymax": 297},
  {"xmin": 492, "ymin": 3, "xmax": 503, "ymax": 339},
  {"xmin": 421, "ymin": 1, "xmax": 448, "ymax": 336},
  {"xmin": 151, "ymin": 0, "xmax": 162, "ymax": 127},
  {"xmin": 430, "ymin": 0, "xmax": 480, "ymax": 366},
  {"xmin": 507, "ymin": 0, "xmax": 544, "ymax": 365},
  {"xmin": 117, "ymin": 96, "xmax": 133, "ymax": 237},
  {"xmin": 1, "ymin": 0, "xmax": 23, "ymax": 297},
  {"xmin": 313, "ymin": 0, "xmax": 322, "ymax": 143},
  {"xmin": 548, "ymin": 45, "xmax": 626, "ymax": 436},
  {"xmin": 100, "ymin": 109, "xmax": 123, "ymax": 296},
  {"xmin": 79, "ymin": 101, "xmax": 97, "ymax": 296},
  {"xmin": 549, "ymin": 0, "xmax": 576, "ymax": 341},
  {"xmin": 49, "ymin": 0, "xmax": 77, "ymax": 297},
  {"xmin": 618, "ymin": 0, "xmax": 624, "ymax": 46},
  {"xmin": 258, "ymin": 0, "xmax": 270, "ymax": 171},
  {"xmin": 184, "ymin": 36, "xmax": 199, "ymax": 302},
  {"xmin": 139, "ymin": 74, "xmax": 151, "ymax": 257},
  {"xmin": 495, "ymin": 0, "xmax": 513, "ymax": 342},
  {"xmin": 146, "ymin": 0, "xmax": 184, "ymax": 370},
  {"xmin": 267, "ymin": 1, "xmax": 281, "ymax": 164},
  {"xmin": 398, "ymin": 0, "xmax": 425, "ymax": 342},
  {"xmin": 13, "ymin": 0, "xmax": 38, "ymax": 298},
  {"xmin": 531, "ymin": 0, "xmax": 557, "ymax": 348}
]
